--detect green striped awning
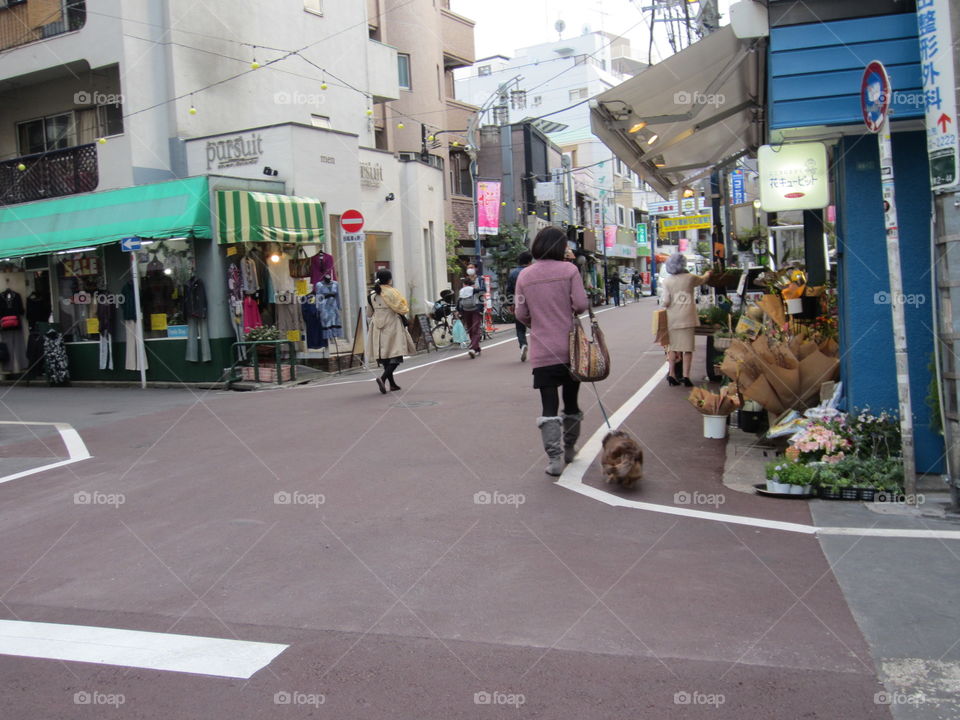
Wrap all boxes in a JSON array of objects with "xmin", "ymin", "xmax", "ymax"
[
  {"xmin": 0, "ymin": 176, "xmax": 212, "ymax": 258},
  {"xmin": 217, "ymin": 191, "xmax": 325, "ymax": 244}
]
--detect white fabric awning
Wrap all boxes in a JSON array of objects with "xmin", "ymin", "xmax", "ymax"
[{"xmin": 590, "ymin": 26, "xmax": 765, "ymax": 198}]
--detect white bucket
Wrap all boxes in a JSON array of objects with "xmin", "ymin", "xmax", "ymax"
[
  {"xmin": 786, "ymin": 297, "xmax": 804, "ymax": 314},
  {"xmin": 703, "ymin": 414, "xmax": 727, "ymax": 439}
]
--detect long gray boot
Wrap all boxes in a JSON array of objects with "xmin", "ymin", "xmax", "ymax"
[
  {"xmin": 538, "ymin": 416, "xmax": 564, "ymax": 476},
  {"xmin": 562, "ymin": 412, "xmax": 583, "ymax": 463}
]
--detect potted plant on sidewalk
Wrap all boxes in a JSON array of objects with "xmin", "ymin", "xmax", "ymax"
[
  {"xmin": 244, "ymin": 325, "xmax": 281, "ymax": 361},
  {"xmin": 765, "ymin": 460, "xmax": 815, "ymax": 495}
]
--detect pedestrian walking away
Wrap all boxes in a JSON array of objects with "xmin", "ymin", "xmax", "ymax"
[
  {"xmin": 515, "ymin": 226, "xmax": 590, "ymax": 476},
  {"xmin": 506, "ymin": 250, "xmax": 532, "ymax": 362},
  {"xmin": 367, "ymin": 269, "xmax": 416, "ymax": 394},
  {"xmin": 632, "ymin": 272, "xmax": 642, "ymax": 301},
  {"xmin": 660, "ymin": 252, "xmax": 711, "ymax": 387},
  {"xmin": 458, "ymin": 264, "xmax": 484, "ymax": 358}
]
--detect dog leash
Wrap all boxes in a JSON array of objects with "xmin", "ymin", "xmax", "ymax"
[{"xmin": 590, "ymin": 382, "xmax": 612, "ymax": 429}]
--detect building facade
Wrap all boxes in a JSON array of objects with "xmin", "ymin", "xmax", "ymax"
[{"xmin": 0, "ymin": 0, "xmax": 448, "ymax": 383}]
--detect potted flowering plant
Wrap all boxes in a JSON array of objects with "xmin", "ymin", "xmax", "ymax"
[
  {"xmin": 765, "ymin": 460, "xmax": 816, "ymax": 495},
  {"xmin": 244, "ymin": 325, "xmax": 281, "ymax": 360},
  {"xmin": 785, "ymin": 416, "xmax": 851, "ymax": 465}
]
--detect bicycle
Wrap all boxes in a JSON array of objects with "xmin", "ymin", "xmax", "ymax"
[{"xmin": 428, "ymin": 299, "xmax": 456, "ymax": 348}]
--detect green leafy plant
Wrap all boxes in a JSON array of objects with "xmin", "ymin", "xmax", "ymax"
[
  {"xmin": 766, "ymin": 460, "xmax": 817, "ymax": 486},
  {"xmin": 486, "ymin": 223, "xmax": 529, "ymax": 290},
  {"xmin": 244, "ymin": 325, "xmax": 280, "ymax": 342},
  {"xmin": 736, "ymin": 224, "xmax": 767, "ymax": 251},
  {"xmin": 444, "ymin": 222, "xmax": 463, "ymax": 277}
]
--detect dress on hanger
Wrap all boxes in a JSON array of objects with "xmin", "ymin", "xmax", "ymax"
[{"xmin": 315, "ymin": 278, "xmax": 343, "ymax": 340}]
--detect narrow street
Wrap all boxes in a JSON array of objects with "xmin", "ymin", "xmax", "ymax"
[{"xmin": 1, "ymin": 298, "xmax": 943, "ymax": 719}]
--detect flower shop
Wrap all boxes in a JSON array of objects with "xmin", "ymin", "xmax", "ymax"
[{"xmin": 684, "ymin": 263, "xmax": 910, "ymax": 501}]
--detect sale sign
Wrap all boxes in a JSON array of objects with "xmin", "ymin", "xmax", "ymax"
[{"xmin": 476, "ymin": 181, "xmax": 502, "ymax": 235}]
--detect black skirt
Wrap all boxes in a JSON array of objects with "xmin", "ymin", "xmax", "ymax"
[{"xmin": 532, "ymin": 363, "xmax": 577, "ymax": 389}]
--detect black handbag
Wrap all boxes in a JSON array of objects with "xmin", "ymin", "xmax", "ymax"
[
  {"xmin": 397, "ymin": 312, "xmax": 409, "ymax": 328},
  {"xmin": 0, "ymin": 342, "xmax": 8, "ymax": 364}
]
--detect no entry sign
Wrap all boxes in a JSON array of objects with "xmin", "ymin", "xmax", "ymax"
[
  {"xmin": 861, "ymin": 60, "xmax": 890, "ymax": 134},
  {"xmin": 340, "ymin": 210, "xmax": 364, "ymax": 233}
]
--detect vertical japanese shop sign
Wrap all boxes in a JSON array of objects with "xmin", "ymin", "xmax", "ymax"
[{"xmin": 917, "ymin": 0, "xmax": 959, "ymax": 191}]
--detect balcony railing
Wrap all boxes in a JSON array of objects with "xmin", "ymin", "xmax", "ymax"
[
  {"xmin": 0, "ymin": 143, "xmax": 98, "ymax": 206},
  {"xmin": 0, "ymin": 1, "xmax": 86, "ymax": 52}
]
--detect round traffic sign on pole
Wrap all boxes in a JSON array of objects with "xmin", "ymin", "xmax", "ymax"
[
  {"xmin": 340, "ymin": 209, "xmax": 364, "ymax": 233},
  {"xmin": 861, "ymin": 60, "xmax": 890, "ymax": 134}
]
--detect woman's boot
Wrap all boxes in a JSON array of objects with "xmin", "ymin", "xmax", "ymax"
[
  {"xmin": 562, "ymin": 412, "xmax": 583, "ymax": 463},
  {"xmin": 537, "ymin": 416, "xmax": 564, "ymax": 476}
]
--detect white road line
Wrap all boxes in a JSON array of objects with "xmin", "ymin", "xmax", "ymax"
[
  {"xmin": 0, "ymin": 421, "xmax": 91, "ymax": 484},
  {"xmin": 0, "ymin": 620, "xmax": 288, "ymax": 679},
  {"xmin": 555, "ymin": 368, "xmax": 960, "ymax": 541}
]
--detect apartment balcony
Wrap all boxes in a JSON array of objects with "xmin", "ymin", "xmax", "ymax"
[
  {"xmin": 0, "ymin": 143, "xmax": 98, "ymax": 206},
  {"xmin": 367, "ymin": 39, "xmax": 399, "ymax": 102},
  {"xmin": 0, "ymin": 0, "xmax": 85, "ymax": 52},
  {"xmin": 440, "ymin": 8, "xmax": 475, "ymax": 69}
]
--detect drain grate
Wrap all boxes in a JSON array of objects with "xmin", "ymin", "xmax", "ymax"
[{"xmin": 390, "ymin": 400, "xmax": 438, "ymax": 409}]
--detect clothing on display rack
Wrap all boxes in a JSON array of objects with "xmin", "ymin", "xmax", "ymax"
[
  {"xmin": 43, "ymin": 329, "xmax": 69, "ymax": 385},
  {"xmin": 184, "ymin": 276, "xmax": 211, "ymax": 363},
  {"xmin": 0, "ymin": 287, "xmax": 26, "ymax": 373},
  {"xmin": 315, "ymin": 278, "xmax": 343, "ymax": 340},
  {"xmin": 25, "ymin": 291, "xmax": 51, "ymax": 329},
  {"xmin": 267, "ymin": 251, "xmax": 296, "ymax": 295},
  {"xmin": 96, "ymin": 295, "xmax": 115, "ymax": 370},
  {"xmin": 301, "ymin": 292, "xmax": 327, "ymax": 349},
  {"xmin": 242, "ymin": 295, "xmax": 262, "ymax": 334},
  {"xmin": 274, "ymin": 290, "xmax": 306, "ymax": 351},
  {"xmin": 310, "ymin": 252, "xmax": 337, "ymax": 285}
]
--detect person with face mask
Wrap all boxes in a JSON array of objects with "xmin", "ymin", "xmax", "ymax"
[{"xmin": 458, "ymin": 262, "xmax": 486, "ymax": 358}]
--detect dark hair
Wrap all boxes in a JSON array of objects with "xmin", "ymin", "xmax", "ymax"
[
  {"xmin": 373, "ymin": 268, "xmax": 392, "ymax": 295},
  {"xmin": 517, "ymin": 250, "xmax": 533, "ymax": 266},
  {"xmin": 530, "ymin": 226, "xmax": 566, "ymax": 261}
]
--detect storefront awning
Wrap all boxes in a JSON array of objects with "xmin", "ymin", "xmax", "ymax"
[
  {"xmin": 0, "ymin": 177, "xmax": 212, "ymax": 258},
  {"xmin": 590, "ymin": 26, "xmax": 765, "ymax": 198},
  {"xmin": 217, "ymin": 191, "xmax": 324, "ymax": 244}
]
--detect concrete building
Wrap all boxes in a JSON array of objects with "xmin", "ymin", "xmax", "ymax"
[
  {"xmin": 455, "ymin": 31, "xmax": 652, "ymax": 276},
  {"xmin": 0, "ymin": 0, "xmax": 447, "ymax": 383},
  {"xmin": 369, "ymin": 0, "xmax": 478, "ymax": 263}
]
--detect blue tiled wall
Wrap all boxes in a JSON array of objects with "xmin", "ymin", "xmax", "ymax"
[
  {"xmin": 836, "ymin": 131, "xmax": 943, "ymax": 474},
  {"xmin": 770, "ymin": 14, "xmax": 923, "ymax": 129}
]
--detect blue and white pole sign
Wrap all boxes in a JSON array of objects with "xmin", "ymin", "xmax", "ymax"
[
  {"xmin": 120, "ymin": 236, "xmax": 142, "ymax": 252},
  {"xmin": 730, "ymin": 169, "xmax": 746, "ymax": 205},
  {"xmin": 916, "ymin": 0, "xmax": 958, "ymax": 191}
]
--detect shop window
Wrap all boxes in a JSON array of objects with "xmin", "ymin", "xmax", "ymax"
[
  {"xmin": 17, "ymin": 112, "xmax": 76, "ymax": 155},
  {"xmin": 56, "ymin": 248, "xmax": 106, "ymax": 342},
  {"xmin": 133, "ymin": 238, "xmax": 195, "ymax": 339},
  {"xmin": 398, "ymin": 53, "xmax": 411, "ymax": 90}
]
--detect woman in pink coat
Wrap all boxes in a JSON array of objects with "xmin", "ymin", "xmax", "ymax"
[{"xmin": 515, "ymin": 227, "xmax": 590, "ymax": 476}]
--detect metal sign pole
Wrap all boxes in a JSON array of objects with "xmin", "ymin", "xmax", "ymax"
[
  {"xmin": 356, "ymin": 241, "xmax": 368, "ymax": 369},
  {"xmin": 878, "ymin": 115, "xmax": 917, "ymax": 498},
  {"xmin": 129, "ymin": 251, "xmax": 146, "ymax": 389}
]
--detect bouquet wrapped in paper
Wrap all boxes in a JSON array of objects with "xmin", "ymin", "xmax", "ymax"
[
  {"xmin": 719, "ymin": 333, "xmax": 839, "ymax": 415},
  {"xmin": 688, "ymin": 384, "xmax": 741, "ymax": 416}
]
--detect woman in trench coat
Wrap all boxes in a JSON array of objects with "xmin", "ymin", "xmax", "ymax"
[{"xmin": 367, "ymin": 268, "xmax": 416, "ymax": 394}]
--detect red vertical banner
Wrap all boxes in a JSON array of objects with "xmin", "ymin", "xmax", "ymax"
[
  {"xmin": 477, "ymin": 181, "xmax": 502, "ymax": 235},
  {"xmin": 604, "ymin": 225, "xmax": 617, "ymax": 248}
]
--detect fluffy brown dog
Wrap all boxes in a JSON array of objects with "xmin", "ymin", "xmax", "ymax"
[{"xmin": 600, "ymin": 430, "xmax": 644, "ymax": 488}]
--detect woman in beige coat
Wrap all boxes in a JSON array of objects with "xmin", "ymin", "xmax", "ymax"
[
  {"xmin": 661, "ymin": 253, "xmax": 711, "ymax": 387},
  {"xmin": 367, "ymin": 269, "xmax": 416, "ymax": 393}
]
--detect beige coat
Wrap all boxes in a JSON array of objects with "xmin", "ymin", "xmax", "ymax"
[
  {"xmin": 367, "ymin": 285, "xmax": 416, "ymax": 360},
  {"xmin": 662, "ymin": 272, "xmax": 708, "ymax": 330}
]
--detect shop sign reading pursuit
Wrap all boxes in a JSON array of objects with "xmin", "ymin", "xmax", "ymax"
[
  {"xmin": 757, "ymin": 142, "xmax": 829, "ymax": 212},
  {"xmin": 206, "ymin": 133, "xmax": 264, "ymax": 171}
]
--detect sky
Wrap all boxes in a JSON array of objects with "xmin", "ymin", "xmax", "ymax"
[{"xmin": 450, "ymin": 0, "xmax": 733, "ymax": 66}]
